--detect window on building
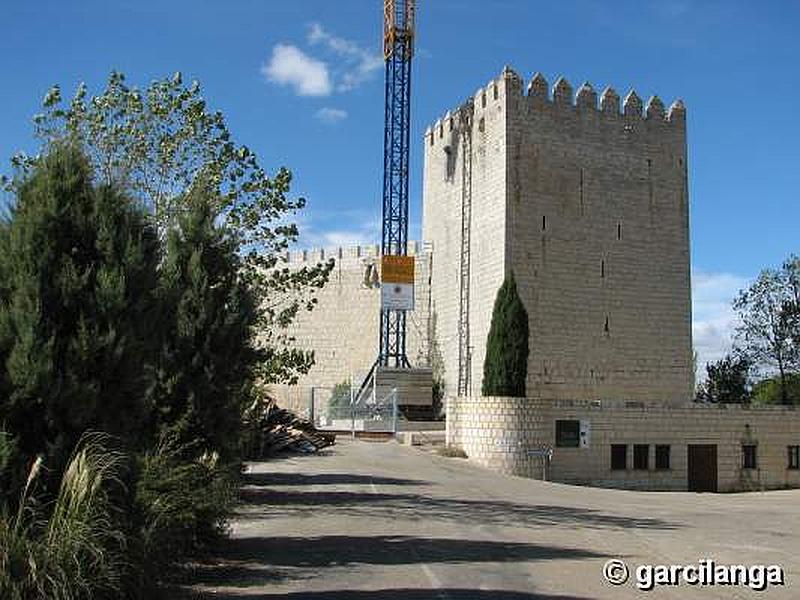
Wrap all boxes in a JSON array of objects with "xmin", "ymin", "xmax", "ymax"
[
  {"xmin": 788, "ymin": 446, "xmax": 800, "ymax": 470},
  {"xmin": 611, "ymin": 444, "xmax": 627, "ymax": 470},
  {"xmin": 655, "ymin": 445, "xmax": 671, "ymax": 470},
  {"xmin": 742, "ymin": 444, "xmax": 758, "ymax": 470},
  {"xmin": 555, "ymin": 420, "xmax": 580, "ymax": 448},
  {"xmin": 633, "ymin": 445, "xmax": 649, "ymax": 470}
]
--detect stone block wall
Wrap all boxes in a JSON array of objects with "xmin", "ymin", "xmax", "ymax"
[
  {"xmin": 447, "ymin": 396, "xmax": 800, "ymax": 492},
  {"xmin": 269, "ymin": 243, "xmax": 432, "ymax": 412},
  {"xmin": 423, "ymin": 66, "xmax": 692, "ymax": 404}
]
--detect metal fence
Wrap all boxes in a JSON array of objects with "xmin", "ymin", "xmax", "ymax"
[{"xmin": 309, "ymin": 380, "xmax": 401, "ymax": 434}]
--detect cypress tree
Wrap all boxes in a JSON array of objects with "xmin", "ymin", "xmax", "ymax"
[
  {"xmin": 151, "ymin": 186, "xmax": 260, "ymax": 461},
  {"xmin": 0, "ymin": 144, "xmax": 160, "ymax": 471},
  {"xmin": 482, "ymin": 272, "xmax": 530, "ymax": 397}
]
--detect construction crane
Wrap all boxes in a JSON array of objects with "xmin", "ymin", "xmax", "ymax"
[{"xmin": 379, "ymin": 0, "xmax": 415, "ymax": 368}]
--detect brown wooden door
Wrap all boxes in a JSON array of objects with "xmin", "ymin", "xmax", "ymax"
[{"xmin": 687, "ymin": 444, "xmax": 717, "ymax": 492}]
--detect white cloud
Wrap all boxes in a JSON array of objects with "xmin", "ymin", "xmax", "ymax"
[
  {"xmin": 261, "ymin": 44, "xmax": 332, "ymax": 97},
  {"xmin": 307, "ymin": 23, "xmax": 383, "ymax": 92},
  {"xmin": 294, "ymin": 208, "xmax": 379, "ymax": 250},
  {"xmin": 692, "ymin": 270, "xmax": 749, "ymax": 377},
  {"xmin": 315, "ymin": 107, "xmax": 348, "ymax": 124}
]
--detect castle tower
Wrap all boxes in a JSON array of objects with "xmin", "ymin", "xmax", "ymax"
[{"xmin": 423, "ymin": 67, "xmax": 692, "ymax": 402}]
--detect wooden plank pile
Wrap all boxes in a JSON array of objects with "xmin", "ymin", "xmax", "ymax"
[{"xmin": 243, "ymin": 396, "xmax": 335, "ymax": 456}]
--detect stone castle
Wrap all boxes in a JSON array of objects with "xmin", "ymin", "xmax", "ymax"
[
  {"xmin": 274, "ymin": 66, "xmax": 693, "ymax": 410},
  {"xmin": 270, "ymin": 68, "xmax": 800, "ymax": 493}
]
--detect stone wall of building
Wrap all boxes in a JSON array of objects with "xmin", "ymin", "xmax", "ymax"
[
  {"xmin": 423, "ymin": 67, "xmax": 692, "ymax": 404},
  {"xmin": 422, "ymin": 71, "xmax": 514, "ymax": 398},
  {"xmin": 447, "ymin": 396, "xmax": 800, "ymax": 492},
  {"xmin": 269, "ymin": 243, "xmax": 432, "ymax": 414}
]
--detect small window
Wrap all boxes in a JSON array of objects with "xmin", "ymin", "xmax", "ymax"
[
  {"xmin": 478, "ymin": 117, "xmax": 485, "ymax": 132},
  {"xmin": 611, "ymin": 444, "xmax": 627, "ymax": 470},
  {"xmin": 601, "ymin": 259, "xmax": 605, "ymax": 278},
  {"xmin": 633, "ymin": 445, "xmax": 649, "ymax": 470},
  {"xmin": 493, "ymin": 84, "xmax": 498, "ymax": 100},
  {"xmin": 481, "ymin": 92, "xmax": 487, "ymax": 108},
  {"xmin": 542, "ymin": 215, "xmax": 546, "ymax": 231},
  {"xmin": 604, "ymin": 316, "xmax": 609, "ymax": 333},
  {"xmin": 555, "ymin": 420, "xmax": 580, "ymax": 448},
  {"xmin": 655, "ymin": 445, "xmax": 671, "ymax": 470},
  {"xmin": 617, "ymin": 222, "xmax": 621, "ymax": 240},
  {"xmin": 742, "ymin": 444, "xmax": 757, "ymax": 470},
  {"xmin": 788, "ymin": 446, "xmax": 800, "ymax": 470}
]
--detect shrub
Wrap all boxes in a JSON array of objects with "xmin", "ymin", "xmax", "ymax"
[
  {"xmin": 131, "ymin": 433, "xmax": 237, "ymax": 582},
  {"xmin": 436, "ymin": 446, "xmax": 468, "ymax": 459}
]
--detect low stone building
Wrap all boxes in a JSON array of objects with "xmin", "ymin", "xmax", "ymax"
[{"xmin": 447, "ymin": 396, "xmax": 800, "ymax": 492}]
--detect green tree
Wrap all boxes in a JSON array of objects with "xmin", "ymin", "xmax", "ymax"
[
  {"xmin": 0, "ymin": 145, "xmax": 160, "ymax": 476},
  {"xmin": 7, "ymin": 72, "xmax": 333, "ymax": 385},
  {"xmin": 751, "ymin": 374, "xmax": 800, "ymax": 405},
  {"xmin": 482, "ymin": 272, "xmax": 529, "ymax": 397},
  {"xmin": 151, "ymin": 185, "xmax": 260, "ymax": 461},
  {"xmin": 733, "ymin": 256, "xmax": 799, "ymax": 405},
  {"xmin": 695, "ymin": 354, "xmax": 751, "ymax": 403}
]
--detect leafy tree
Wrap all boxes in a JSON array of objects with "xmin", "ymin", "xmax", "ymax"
[
  {"xmin": 0, "ymin": 145, "xmax": 160, "ymax": 476},
  {"xmin": 695, "ymin": 354, "xmax": 751, "ymax": 403},
  {"xmin": 151, "ymin": 185, "xmax": 260, "ymax": 461},
  {"xmin": 6, "ymin": 72, "xmax": 333, "ymax": 385},
  {"xmin": 733, "ymin": 256, "xmax": 799, "ymax": 405},
  {"xmin": 751, "ymin": 374, "xmax": 800, "ymax": 405},
  {"xmin": 482, "ymin": 272, "xmax": 529, "ymax": 397}
]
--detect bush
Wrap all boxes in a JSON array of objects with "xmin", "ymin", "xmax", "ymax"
[
  {"xmin": 131, "ymin": 432, "xmax": 237, "ymax": 575},
  {"xmin": 482, "ymin": 272, "xmax": 530, "ymax": 397},
  {"xmin": 436, "ymin": 446, "xmax": 468, "ymax": 459}
]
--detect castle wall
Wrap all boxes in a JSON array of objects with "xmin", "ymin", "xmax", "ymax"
[
  {"xmin": 506, "ymin": 73, "xmax": 692, "ymax": 402},
  {"xmin": 423, "ymin": 67, "xmax": 693, "ymax": 403},
  {"xmin": 422, "ymin": 71, "xmax": 514, "ymax": 399},
  {"xmin": 269, "ymin": 243, "xmax": 431, "ymax": 414},
  {"xmin": 447, "ymin": 396, "xmax": 800, "ymax": 492}
]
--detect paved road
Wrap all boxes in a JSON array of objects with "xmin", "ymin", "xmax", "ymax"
[{"xmin": 189, "ymin": 438, "xmax": 799, "ymax": 599}]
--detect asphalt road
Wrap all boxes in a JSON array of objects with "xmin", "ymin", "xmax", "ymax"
[{"xmin": 188, "ymin": 438, "xmax": 799, "ymax": 599}]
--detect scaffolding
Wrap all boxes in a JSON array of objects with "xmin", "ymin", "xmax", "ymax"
[{"xmin": 457, "ymin": 101, "xmax": 474, "ymax": 397}]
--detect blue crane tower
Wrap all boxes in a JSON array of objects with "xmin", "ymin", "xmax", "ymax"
[{"xmin": 379, "ymin": 0, "xmax": 415, "ymax": 368}]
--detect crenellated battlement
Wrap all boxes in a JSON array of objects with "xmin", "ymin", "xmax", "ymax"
[
  {"xmin": 425, "ymin": 67, "xmax": 686, "ymax": 146},
  {"xmin": 283, "ymin": 240, "xmax": 427, "ymax": 264}
]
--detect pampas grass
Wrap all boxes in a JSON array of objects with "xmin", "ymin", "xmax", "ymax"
[{"xmin": 0, "ymin": 432, "xmax": 127, "ymax": 600}]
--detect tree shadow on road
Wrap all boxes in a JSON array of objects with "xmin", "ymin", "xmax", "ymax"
[
  {"xmin": 243, "ymin": 472, "xmax": 431, "ymax": 487},
  {"xmin": 189, "ymin": 588, "xmax": 591, "ymax": 599},
  {"xmin": 239, "ymin": 488, "xmax": 679, "ymax": 531},
  {"xmin": 189, "ymin": 534, "xmax": 607, "ymax": 590}
]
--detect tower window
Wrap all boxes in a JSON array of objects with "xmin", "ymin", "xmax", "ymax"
[
  {"xmin": 611, "ymin": 445, "xmax": 627, "ymax": 470},
  {"xmin": 478, "ymin": 117, "xmax": 485, "ymax": 132},
  {"xmin": 601, "ymin": 259, "xmax": 605, "ymax": 278},
  {"xmin": 542, "ymin": 215, "xmax": 546, "ymax": 231},
  {"xmin": 742, "ymin": 444, "xmax": 757, "ymax": 470},
  {"xmin": 617, "ymin": 222, "xmax": 621, "ymax": 240},
  {"xmin": 633, "ymin": 445, "xmax": 649, "ymax": 470},
  {"xmin": 604, "ymin": 316, "xmax": 609, "ymax": 333}
]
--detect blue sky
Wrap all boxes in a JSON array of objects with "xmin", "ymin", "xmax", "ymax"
[{"xmin": 1, "ymin": 0, "xmax": 798, "ymax": 371}]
